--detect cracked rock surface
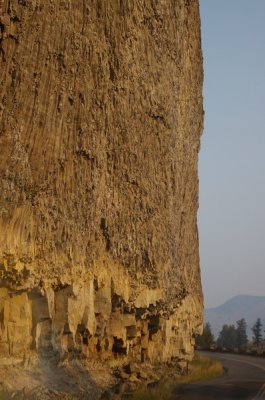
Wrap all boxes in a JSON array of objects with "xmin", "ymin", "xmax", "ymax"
[{"xmin": 0, "ymin": 0, "xmax": 203, "ymax": 397}]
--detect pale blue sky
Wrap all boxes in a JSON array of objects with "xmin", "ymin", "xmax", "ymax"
[{"xmin": 199, "ymin": 1, "xmax": 265, "ymax": 308}]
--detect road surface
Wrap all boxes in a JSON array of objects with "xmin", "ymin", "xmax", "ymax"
[{"xmin": 173, "ymin": 351, "xmax": 265, "ymax": 400}]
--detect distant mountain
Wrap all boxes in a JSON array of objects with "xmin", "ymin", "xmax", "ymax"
[{"xmin": 205, "ymin": 295, "xmax": 265, "ymax": 339}]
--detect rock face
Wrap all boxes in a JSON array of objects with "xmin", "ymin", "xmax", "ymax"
[{"xmin": 0, "ymin": 0, "xmax": 203, "ymax": 365}]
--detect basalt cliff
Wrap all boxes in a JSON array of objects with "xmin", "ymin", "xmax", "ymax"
[{"xmin": 0, "ymin": 0, "xmax": 203, "ymax": 377}]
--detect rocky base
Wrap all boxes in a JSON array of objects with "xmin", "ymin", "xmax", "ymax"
[
  {"xmin": 0, "ymin": 356, "xmax": 112, "ymax": 399},
  {"xmin": 0, "ymin": 263, "xmax": 201, "ymax": 364},
  {"xmin": 0, "ymin": 261, "xmax": 201, "ymax": 399},
  {"xmin": 0, "ymin": 354, "xmax": 189, "ymax": 400}
]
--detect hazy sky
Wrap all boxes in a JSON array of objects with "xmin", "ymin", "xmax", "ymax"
[{"xmin": 198, "ymin": 1, "xmax": 265, "ymax": 308}]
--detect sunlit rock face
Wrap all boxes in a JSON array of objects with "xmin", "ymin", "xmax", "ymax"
[{"xmin": 0, "ymin": 0, "xmax": 203, "ymax": 364}]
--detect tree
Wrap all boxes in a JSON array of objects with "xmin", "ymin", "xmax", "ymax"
[
  {"xmin": 195, "ymin": 322, "xmax": 215, "ymax": 349},
  {"xmin": 236, "ymin": 318, "xmax": 248, "ymax": 351},
  {"xmin": 217, "ymin": 324, "xmax": 237, "ymax": 350},
  {"xmin": 252, "ymin": 318, "xmax": 263, "ymax": 348}
]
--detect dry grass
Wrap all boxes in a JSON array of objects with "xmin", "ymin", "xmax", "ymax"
[
  {"xmin": 129, "ymin": 354, "xmax": 224, "ymax": 400},
  {"xmin": 177, "ymin": 353, "xmax": 224, "ymax": 384}
]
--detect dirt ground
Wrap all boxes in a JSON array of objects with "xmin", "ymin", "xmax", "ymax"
[{"xmin": 0, "ymin": 355, "xmax": 115, "ymax": 399}]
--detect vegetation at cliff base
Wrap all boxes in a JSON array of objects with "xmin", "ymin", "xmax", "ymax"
[{"xmin": 129, "ymin": 354, "xmax": 224, "ymax": 400}]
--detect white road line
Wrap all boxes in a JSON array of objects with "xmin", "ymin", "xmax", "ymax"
[
  {"xmin": 252, "ymin": 382, "xmax": 265, "ymax": 400},
  {"xmin": 209, "ymin": 354, "xmax": 265, "ymax": 400},
  {"xmin": 216, "ymin": 354, "xmax": 265, "ymax": 373},
  {"xmin": 257, "ymin": 384, "xmax": 265, "ymax": 400}
]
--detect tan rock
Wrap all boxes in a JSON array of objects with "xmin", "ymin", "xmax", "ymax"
[
  {"xmin": 129, "ymin": 374, "xmax": 141, "ymax": 384},
  {"xmin": 0, "ymin": 0, "xmax": 203, "ymax": 369}
]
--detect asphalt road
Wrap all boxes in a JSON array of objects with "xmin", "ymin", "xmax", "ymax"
[{"xmin": 173, "ymin": 351, "xmax": 265, "ymax": 400}]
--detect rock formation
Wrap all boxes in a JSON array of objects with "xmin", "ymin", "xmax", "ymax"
[{"xmin": 0, "ymin": 0, "xmax": 204, "ymax": 367}]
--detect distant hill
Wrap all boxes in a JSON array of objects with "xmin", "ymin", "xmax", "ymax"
[{"xmin": 205, "ymin": 295, "xmax": 265, "ymax": 339}]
